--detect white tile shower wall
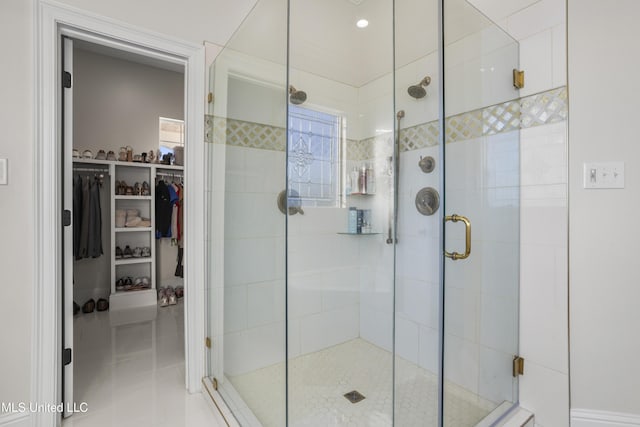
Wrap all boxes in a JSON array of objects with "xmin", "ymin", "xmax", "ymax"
[
  {"xmin": 519, "ymin": 121, "xmax": 568, "ymax": 427},
  {"xmin": 222, "ymin": 145, "xmax": 287, "ymax": 376},
  {"xmin": 288, "ymin": 207, "xmax": 361, "ymax": 359},
  {"xmin": 445, "ymin": 26, "xmax": 520, "ymax": 117},
  {"xmin": 493, "ymin": 0, "xmax": 567, "ymax": 97},
  {"xmin": 390, "ymin": 143, "xmax": 444, "ymax": 389}
]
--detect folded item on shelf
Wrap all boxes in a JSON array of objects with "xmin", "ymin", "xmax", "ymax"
[{"xmin": 125, "ymin": 216, "xmax": 142, "ymax": 227}]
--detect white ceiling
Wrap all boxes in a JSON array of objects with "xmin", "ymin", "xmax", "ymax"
[{"xmin": 224, "ymin": 0, "xmax": 516, "ymax": 88}]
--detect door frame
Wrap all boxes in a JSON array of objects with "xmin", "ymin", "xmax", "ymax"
[{"xmin": 33, "ymin": 2, "xmax": 206, "ymax": 426}]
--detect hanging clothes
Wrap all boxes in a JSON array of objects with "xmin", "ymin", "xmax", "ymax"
[
  {"xmin": 177, "ymin": 183, "xmax": 184, "ymax": 247},
  {"xmin": 74, "ymin": 174, "xmax": 104, "ymax": 259},
  {"xmin": 77, "ymin": 176, "xmax": 91, "ymax": 259},
  {"xmin": 156, "ymin": 180, "xmax": 173, "ymax": 238},
  {"xmin": 88, "ymin": 177, "xmax": 103, "ymax": 258},
  {"xmin": 73, "ymin": 175, "xmax": 83, "ymax": 258}
]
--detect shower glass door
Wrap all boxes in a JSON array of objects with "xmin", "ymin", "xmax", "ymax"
[
  {"xmin": 442, "ymin": 0, "xmax": 521, "ymax": 424},
  {"xmin": 205, "ymin": 0, "xmax": 521, "ymax": 426},
  {"xmin": 206, "ymin": 0, "xmax": 289, "ymax": 425},
  {"xmin": 286, "ymin": 0, "xmax": 396, "ymax": 425}
]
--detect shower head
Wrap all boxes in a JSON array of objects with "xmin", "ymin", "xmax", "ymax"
[
  {"xmin": 407, "ymin": 76, "xmax": 431, "ymax": 99},
  {"xmin": 289, "ymin": 85, "xmax": 307, "ymax": 105}
]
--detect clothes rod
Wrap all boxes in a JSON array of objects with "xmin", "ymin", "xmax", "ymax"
[
  {"xmin": 156, "ymin": 172, "xmax": 184, "ymax": 177},
  {"xmin": 73, "ymin": 167, "xmax": 110, "ymax": 173}
]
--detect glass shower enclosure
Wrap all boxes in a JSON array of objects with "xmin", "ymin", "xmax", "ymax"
[{"xmin": 205, "ymin": 0, "xmax": 520, "ymax": 425}]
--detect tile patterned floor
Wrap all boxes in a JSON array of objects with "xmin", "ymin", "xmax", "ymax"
[
  {"xmin": 62, "ymin": 302, "xmax": 226, "ymax": 427},
  {"xmin": 227, "ymin": 339, "xmax": 496, "ymax": 427}
]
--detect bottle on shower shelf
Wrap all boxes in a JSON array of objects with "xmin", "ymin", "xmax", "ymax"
[
  {"xmin": 359, "ymin": 164, "xmax": 367, "ymax": 194},
  {"xmin": 348, "ymin": 207, "xmax": 358, "ymax": 233},
  {"xmin": 365, "ymin": 163, "xmax": 375, "ymax": 194},
  {"xmin": 350, "ymin": 167, "xmax": 359, "ymax": 195}
]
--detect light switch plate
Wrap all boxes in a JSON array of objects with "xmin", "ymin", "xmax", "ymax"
[
  {"xmin": 583, "ymin": 162, "xmax": 625, "ymax": 189},
  {"xmin": 0, "ymin": 158, "xmax": 7, "ymax": 185}
]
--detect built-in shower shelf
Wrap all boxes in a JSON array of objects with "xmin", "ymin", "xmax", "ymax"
[{"xmin": 337, "ymin": 232, "xmax": 381, "ymax": 236}]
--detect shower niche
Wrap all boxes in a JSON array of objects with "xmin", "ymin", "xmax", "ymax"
[{"xmin": 206, "ymin": 0, "xmax": 521, "ymax": 426}]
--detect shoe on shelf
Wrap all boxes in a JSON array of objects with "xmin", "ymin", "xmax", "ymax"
[
  {"xmin": 106, "ymin": 150, "xmax": 116, "ymax": 161},
  {"xmin": 132, "ymin": 247, "xmax": 142, "ymax": 258},
  {"xmin": 175, "ymin": 285, "xmax": 184, "ymax": 299},
  {"xmin": 123, "ymin": 245, "xmax": 133, "ymax": 258},
  {"xmin": 95, "ymin": 150, "xmax": 107, "ymax": 160},
  {"xmin": 115, "ymin": 246, "xmax": 123, "ymax": 259},
  {"xmin": 82, "ymin": 150, "xmax": 93, "ymax": 159},
  {"xmin": 141, "ymin": 247, "xmax": 151, "ymax": 258},
  {"xmin": 141, "ymin": 277, "xmax": 151, "ymax": 288},
  {"xmin": 166, "ymin": 287, "xmax": 177, "ymax": 305},
  {"xmin": 116, "ymin": 278, "xmax": 125, "ymax": 291},
  {"xmin": 133, "ymin": 182, "xmax": 141, "ymax": 195},
  {"xmin": 82, "ymin": 299, "xmax": 95, "ymax": 313},
  {"xmin": 72, "ymin": 149, "xmax": 80, "ymax": 159},
  {"xmin": 133, "ymin": 277, "xmax": 144, "ymax": 290},
  {"xmin": 158, "ymin": 288, "xmax": 169, "ymax": 307},
  {"xmin": 123, "ymin": 277, "xmax": 133, "ymax": 291},
  {"xmin": 141, "ymin": 181, "xmax": 150, "ymax": 196},
  {"xmin": 96, "ymin": 298, "xmax": 109, "ymax": 311}
]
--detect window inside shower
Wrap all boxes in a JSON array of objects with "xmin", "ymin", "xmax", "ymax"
[{"xmin": 287, "ymin": 105, "xmax": 343, "ymax": 207}]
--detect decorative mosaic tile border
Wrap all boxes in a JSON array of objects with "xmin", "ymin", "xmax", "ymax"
[
  {"xmin": 520, "ymin": 86, "xmax": 567, "ymax": 128},
  {"xmin": 206, "ymin": 86, "xmax": 568, "ymax": 160}
]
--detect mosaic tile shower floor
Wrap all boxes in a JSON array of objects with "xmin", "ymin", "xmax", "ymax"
[{"xmin": 227, "ymin": 339, "xmax": 497, "ymax": 427}]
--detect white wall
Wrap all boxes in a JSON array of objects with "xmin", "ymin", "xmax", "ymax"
[
  {"xmin": 0, "ymin": 0, "xmax": 33, "ymax": 414},
  {"xmin": 74, "ymin": 48, "xmax": 184, "ymax": 155},
  {"xmin": 569, "ymin": 0, "xmax": 640, "ymax": 423}
]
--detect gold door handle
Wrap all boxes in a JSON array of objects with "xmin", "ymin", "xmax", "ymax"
[{"xmin": 444, "ymin": 214, "xmax": 471, "ymax": 260}]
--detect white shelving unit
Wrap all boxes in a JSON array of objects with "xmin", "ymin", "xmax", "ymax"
[{"xmin": 73, "ymin": 158, "xmax": 184, "ymax": 310}]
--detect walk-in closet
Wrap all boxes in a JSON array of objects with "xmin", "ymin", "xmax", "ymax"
[{"xmin": 63, "ymin": 39, "xmax": 189, "ymax": 423}]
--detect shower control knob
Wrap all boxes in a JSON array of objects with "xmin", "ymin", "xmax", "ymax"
[
  {"xmin": 419, "ymin": 156, "xmax": 435, "ymax": 173},
  {"xmin": 415, "ymin": 187, "xmax": 440, "ymax": 216}
]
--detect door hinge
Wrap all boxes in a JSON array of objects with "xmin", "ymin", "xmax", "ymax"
[
  {"xmin": 513, "ymin": 69, "xmax": 524, "ymax": 89},
  {"xmin": 212, "ymin": 377, "xmax": 218, "ymax": 390},
  {"xmin": 513, "ymin": 356, "xmax": 525, "ymax": 377},
  {"xmin": 205, "ymin": 337, "xmax": 211, "ymax": 349},
  {"xmin": 207, "ymin": 92, "xmax": 214, "ymax": 104},
  {"xmin": 63, "ymin": 348, "xmax": 72, "ymax": 366},
  {"xmin": 63, "ymin": 210, "xmax": 72, "ymax": 227},
  {"xmin": 62, "ymin": 71, "xmax": 72, "ymax": 89}
]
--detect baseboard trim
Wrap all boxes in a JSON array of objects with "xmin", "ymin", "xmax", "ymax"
[
  {"xmin": 572, "ymin": 409, "xmax": 640, "ymax": 427},
  {"xmin": 0, "ymin": 412, "xmax": 31, "ymax": 427}
]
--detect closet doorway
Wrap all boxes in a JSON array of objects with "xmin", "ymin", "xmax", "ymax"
[{"xmin": 62, "ymin": 37, "xmax": 189, "ymax": 422}]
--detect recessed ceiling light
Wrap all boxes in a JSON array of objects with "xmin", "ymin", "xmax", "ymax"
[{"xmin": 356, "ymin": 19, "xmax": 369, "ymax": 28}]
